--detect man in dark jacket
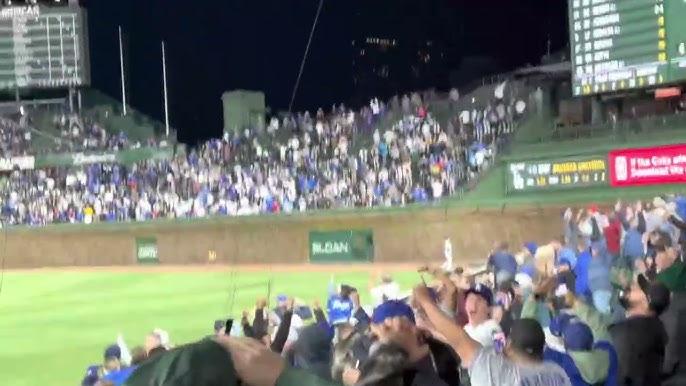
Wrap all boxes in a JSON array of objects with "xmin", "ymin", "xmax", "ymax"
[
  {"xmin": 286, "ymin": 323, "xmax": 334, "ymax": 381},
  {"xmin": 653, "ymin": 232, "xmax": 686, "ymax": 384},
  {"xmin": 610, "ymin": 274, "xmax": 670, "ymax": 386}
]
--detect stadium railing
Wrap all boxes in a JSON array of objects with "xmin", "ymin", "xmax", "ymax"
[
  {"xmin": 515, "ymin": 111, "xmax": 686, "ymax": 145},
  {"xmin": 5, "ymin": 180, "xmax": 673, "ymax": 235},
  {"xmin": 79, "ymin": 89, "xmax": 177, "ymax": 143}
]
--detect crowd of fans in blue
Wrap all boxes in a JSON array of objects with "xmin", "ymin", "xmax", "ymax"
[
  {"xmin": 76, "ymin": 195, "xmax": 686, "ymax": 386},
  {"xmin": 0, "ymin": 91, "xmax": 516, "ymax": 226}
]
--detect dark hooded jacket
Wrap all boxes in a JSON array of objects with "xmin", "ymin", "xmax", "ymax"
[
  {"xmin": 357, "ymin": 336, "xmax": 459, "ymax": 386},
  {"xmin": 358, "ymin": 342, "xmax": 450, "ymax": 386},
  {"xmin": 608, "ymin": 315, "xmax": 668, "ymax": 386},
  {"xmin": 658, "ymin": 261, "xmax": 686, "ymax": 381},
  {"xmin": 287, "ymin": 323, "xmax": 334, "ymax": 381}
]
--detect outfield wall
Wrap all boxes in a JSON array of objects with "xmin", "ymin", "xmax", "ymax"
[{"xmin": 3, "ymin": 205, "xmax": 566, "ymax": 269}]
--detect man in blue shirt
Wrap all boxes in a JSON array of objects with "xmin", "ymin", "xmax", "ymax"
[
  {"xmin": 488, "ymin": 241, "xmax": 518, "ymax": 289},
  {"xmin": 327, "ymin": 284, "xmax": 355, "ymax": 327},
  {"xmin": 81, "ymin": 344, "xmax": 122, "ymax": 386}
]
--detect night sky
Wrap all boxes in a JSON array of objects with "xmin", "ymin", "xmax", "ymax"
[{"xmin": 82, "ymin": 0, "xmax": 569, "ymax": 144}]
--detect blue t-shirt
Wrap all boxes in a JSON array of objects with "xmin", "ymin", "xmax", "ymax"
[
  {"xmin": 327, "ymin": 295, "xmax": 353, "ymax": 325},
  {"xmin": 488, "ymin": 252, "xmax": 518, "ymax": 276},
  {"xmin": 574, "ymin": 249, "xmax": 592, "ymax": 297},
  {"xmin": 101, "ymin": 366, "xmax": 137, "ymax": 386}
]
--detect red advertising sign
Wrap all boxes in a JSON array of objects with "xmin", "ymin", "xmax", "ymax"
[{"xmin": 608, "ymin": 144, "xmax": 686, "ymax": 187}]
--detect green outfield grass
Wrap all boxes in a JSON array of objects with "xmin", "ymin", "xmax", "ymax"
[{"xmin": 0, "ymin": 269, "xmax": 421, "ymax": 386}]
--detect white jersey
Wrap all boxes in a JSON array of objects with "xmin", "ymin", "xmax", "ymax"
[
  {"xmin": 469, "ymin": 348, "xmax": 572, "ymax": 386},
  {"xmin": 370, "ymin": 281, "xmax": 400, "ymax": 305},
  {"xmin": 444, "ymin": 239, "xmax": 453, "ymax": 259}
]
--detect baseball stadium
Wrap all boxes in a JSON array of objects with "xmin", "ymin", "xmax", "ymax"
[{"xmin": 3, "ymin": 1, "xmax": 686, "ymax": 386}]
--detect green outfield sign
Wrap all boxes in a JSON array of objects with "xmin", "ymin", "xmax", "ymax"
[
  {"xmin": 135, "ymin": 237, "xmax": 159, "ymax": 264},
  {"xmin": 309, "ymin": 230, "xmax": 374, "ymax": 263},
  {"xmin": 506, "ymin": 155, "xmax": 609, "ymax": 194}
]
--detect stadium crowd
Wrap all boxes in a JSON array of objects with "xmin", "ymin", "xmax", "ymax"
[
  {"xmin": 82, "ymin": 196, "xmax": 686, "ymax": 386},
  {"xmin": 0, "ymin": 91, "xmax": 517, "ymax": 226},
  {"xmin": 1, "ymin": 104, "xmax": 163, "ymax": 156}
]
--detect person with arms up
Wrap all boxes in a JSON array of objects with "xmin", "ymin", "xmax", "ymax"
[
  {"xmin": 361, "ymin": 299, "xmax": 460, "ymax": 386},
  {"xmin": 610, "ymin": 274, "xmax": 670, "ymax": 385},
  {"xmin": 82, "ymin": 345, "xmax": 123, "ymax": 386},
  {"xmin": 519, "ymin": 275, "xmax": 617, "ymax": 386},
  {"xmin": 535, "ymin": 239, "xmax": 563, "ymax": 280},
  {"xmin": 652, "ymin": 231, "xmax": 686, "ymax": 385},
  {"xmin": 412, "ymin": 284, "xmax": 572, "ymax": 386},
  {"xmin": 541, "ymin": 308, "xmax": 618, "ymax": 386},
  {"xmin": 213, "ymin": 316, "xmax": 443, "ymax": 386}
]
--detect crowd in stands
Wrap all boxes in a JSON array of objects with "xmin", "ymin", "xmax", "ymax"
[
  {"xmin": 82, "ymin": 195, "xmax": 686, "ymax": 386},
  {"xmin": 0, "ymin": 90, "xmax": 518, "ymax": 226},
  {"xmin": 0, "ymin": 114, "xmax": 32, "ymax": 156},
  {"xmin": 0, "ymin": 104, "xmax": 167, "ymax": 157}
]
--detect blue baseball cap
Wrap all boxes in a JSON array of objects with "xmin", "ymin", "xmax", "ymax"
[
  {"xmin": 276, "ymin": 295, "xmax": 288, "ymax": 302},
  {"xmin": 465, "ymin": 283, "xmax": 493, "ymax": 305},
  {"xmin": 372, "ymin": 300, "xmax": 415, "ymax": 325},
  {"xmin": 83, "ymin": 365, "xmax": 100, "ymax": 385},
  {"xmin": 562, "ymin": 319, "xmax": 594, "ymax": 352},
  {"xmin": 104, "ymin": 344, "xmax": 121, "ymax": 360}
]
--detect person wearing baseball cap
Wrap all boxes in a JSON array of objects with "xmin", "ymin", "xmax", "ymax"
[
  {"xmin": 412, "ymin": 284, "xmax": 571, "ymax": 386},
  {"xmin": 368, "ymin": 299, "xmax": 461, "ymax": 386},
  {"xmin": 463, "ymin": 283, "xmax": 503, "ymax": 349},
  {"xmin": 543, "ymin": 315, "xmax": 618, "ymax": 386},
  {"xmin": 81, "ymin": 344, "xmax": 122, "ymax": 386}
]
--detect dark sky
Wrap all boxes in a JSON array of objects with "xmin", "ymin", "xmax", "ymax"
[{"xmin": 82, "ymin": 0, "xmax": 569, "ymax": 144}]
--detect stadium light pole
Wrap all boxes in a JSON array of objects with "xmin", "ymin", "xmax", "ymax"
[
  {"xmin": 118, "ymin": 26, "xmax": 128, "ymax": 116},
  {"xmin": 162, "ymin": 41, "xmax": 170, "ymax": 137}
]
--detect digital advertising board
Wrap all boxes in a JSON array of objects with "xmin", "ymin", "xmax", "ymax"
[
  {"xmin": 507, "ymin": 155, "xmax": 609, "ymax": 193},
  {"xmin": 608, "ymin": 143, "xmax": 686, "ymax": 187}
]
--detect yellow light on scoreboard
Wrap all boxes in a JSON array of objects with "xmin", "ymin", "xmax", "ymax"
[
  {"xmin": 619, "ymin": 80, "xmax": 625, "ymax": 88},
  {"xmin": 638, "ymin": 77, "xmax": 645, "ymax": 86},
  {"xmin": 600, "ymin": 83, "xmax": 606, "ymax": 91},
  {"xmin": 659, "ymin": 40, "xmax": 666, "ymax": 50},
  {"xmin": 659, "ymin": 28, "xmax": 666, "ymax": 39},
  {"xmin": 659, "ymin": 74, "xmax": 664, "ymax": 83},
  {"xmin": 583, "ymin": 85, "xmax": 591, "ymax": 94},
  {"xmin": 658, "ymin": 16, "xmax": 665, "ymax": 27},
  {"xmin": 659, "ymin": 52, "xmax": 667, "ymax": 62}
]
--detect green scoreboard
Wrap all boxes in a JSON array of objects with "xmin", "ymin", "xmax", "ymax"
[
  {"xmin": 0, "ymin": 6, "xmax": 90, "ymax": 89},
  {"xmin": 507, "ymin": 155, "xmax": 609, "ymax": 193},
  {"xmin": 569, "ymin": 0, "xmax": 686, "ymax": 96}
]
